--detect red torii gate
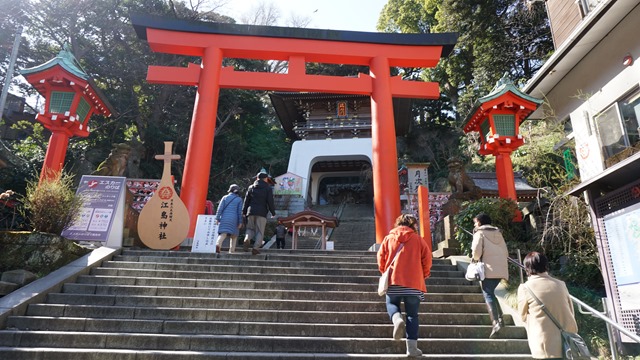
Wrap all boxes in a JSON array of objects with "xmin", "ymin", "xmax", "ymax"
[{"xmin": 131, "ymin": 15, "xmax": 457, "ymax": 243}]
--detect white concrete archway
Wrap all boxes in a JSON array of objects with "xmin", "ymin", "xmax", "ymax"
[{"xmin": 287, "ymin": 138, "xmax": 372, "ymax": 205}]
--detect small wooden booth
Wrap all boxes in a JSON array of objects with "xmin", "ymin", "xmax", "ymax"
[{"xmin": 278, "ymin": 210, "xmax": 339, "ymax": 250}]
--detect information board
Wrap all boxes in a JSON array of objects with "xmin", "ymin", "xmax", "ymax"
[
  {"xmin": 62, "ymin": 175, "xmax": 126, "ymax": 245},
  {"xmin": 191, "ymin": 215, "xmax": 219, "ymax": 253},
  {"xmin": 603, "ymin": 201, "xmax": 640, "ymax": 313}
]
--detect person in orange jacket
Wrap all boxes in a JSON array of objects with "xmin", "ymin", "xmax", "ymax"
[{"xmin": 377, "ymin": 214, "xmax": 432, "ymax": 358}]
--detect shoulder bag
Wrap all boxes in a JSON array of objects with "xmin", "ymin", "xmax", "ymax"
[
  {"xmin": 465, "ymin": 233, "xmax": 485, "ymax": 281},
  {"xmin": 524, "ymin": 285, "xmax": 592, "ymax": 360},
  {"xmin": 378, "ymin": 243, "xmax": 404, "ymax": 296}
]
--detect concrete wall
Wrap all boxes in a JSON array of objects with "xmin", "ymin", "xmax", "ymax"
[{"xmin": 287, "ymin": 138, "xmax": 372, "ymax": 204}]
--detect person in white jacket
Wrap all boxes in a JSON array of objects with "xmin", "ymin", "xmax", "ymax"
[{"xmin": 471, "ymin": 213, "xmax": 509, "ymax": 338}]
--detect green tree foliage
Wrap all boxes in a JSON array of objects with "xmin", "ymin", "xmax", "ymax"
[
  {"xmin": 377, "ymin": 0, "xmax": 553, "ymax": 118},
  {"xmin": 377, "ymin": 0, "xmax": 553, "ymax": 183},
  {"xmin": 0, "ymin": 0, "xmax": 292, "ymax": 206}
]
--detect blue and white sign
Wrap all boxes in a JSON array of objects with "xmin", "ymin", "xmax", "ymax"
[{"xmin": 62, "ymin": 175, "xmax": 126, "ymax": 246}]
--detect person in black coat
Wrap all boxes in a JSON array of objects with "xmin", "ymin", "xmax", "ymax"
[{"xmin": 242, "ymin": 172, "xmax": 276, "ymax": 255}]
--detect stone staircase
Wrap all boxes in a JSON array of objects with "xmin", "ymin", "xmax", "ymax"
[
  {"xmin": 0, "ymin": 248, "xmax": 532, "ymax": 359},
  {"xmin": 297, "ymin": 203, "xmax": 375, "ymax": 251}
]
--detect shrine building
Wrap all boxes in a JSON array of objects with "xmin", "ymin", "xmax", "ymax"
[{"xmin": 270, "ymin": 92, "xmax": 413, "ymax": 206}]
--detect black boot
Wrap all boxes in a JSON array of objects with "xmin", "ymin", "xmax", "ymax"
[{"xmin": 486, "ymin": 302, "xmax": 503, "ymax": 339}]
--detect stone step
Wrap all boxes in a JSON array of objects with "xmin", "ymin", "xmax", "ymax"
[
  {"xmin": 122, "ymin": 248, "xmax": 380, "ymax": 259},
  {"xmin": 88, "ymin": 267, "xmax": 475, "ymax": 286},
  {"xmin": 0, "ymin": 331, "xmax": 531, "ymax": 354},
  {"xmin": 60, "ymin": 283, "xmax": 487, "ymax": 304},
  {"xmin": 105, "ymin": 253, "xmax": 457, "ymax": 271},
  {"xmin": 106, "ymin": 257, "xmax": 460, "ymax": 272},
  {"xmin": 6, "ymin": 316, "xmax": 526, "ymax": 338},
  {"xmin": 45, "ymin": 293, "xmax": 490, "ymax": 313},
  {"xmin": 23, "ymin": 304, "xmax": 511, "ymax": 326},
  {"xmin": 0, "ymin": 248, "xmax": 532, "ymax": 358},
  {"xmin": 101, "ymin": 261, "xmax": 463, "ymax": 278},
  {"xmin": 119, "ymin": 249, "xmax": 456, "ymax": 265},
  {"xmin": 87, "ymin": 268, "xmax": 480, "ymax": 293},
  {"xmin": 0, "ymin": 347, "xmax": 534, "ymax": 360},
  {"xmin": 69, "ymin": 278, "xmax": 486, "ymax": 300}
]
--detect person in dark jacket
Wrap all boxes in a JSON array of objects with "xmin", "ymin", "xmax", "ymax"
[
  {"xmin": 275, "ymin": 223, "xmax": 287, "ymax": 249},
  {"xmin": 215, "ymin": 184, "xmax": 243, "ymax": 253},
  {"xmin": 242, "ymin": 172, "xmax": 276, "ymax": 255}
]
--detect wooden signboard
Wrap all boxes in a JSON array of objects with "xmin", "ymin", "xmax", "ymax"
[{"xmin": 137, "ymin": 142, "xmax": 190, "ymax": 249}]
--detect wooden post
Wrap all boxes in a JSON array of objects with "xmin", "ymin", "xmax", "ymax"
[{"xmin": 417, "ymin": 186, "xmax": 432, "ymax": 253}]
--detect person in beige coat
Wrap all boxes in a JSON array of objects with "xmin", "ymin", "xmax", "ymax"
[
  {"xmin": 471, "ymin": 213, "xmax": 509, "ymax": 338},
  {"xmin": 518, "ymin": 251, "xmax": 578, "ymax": 359}
]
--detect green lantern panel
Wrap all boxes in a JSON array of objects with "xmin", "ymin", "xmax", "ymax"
[
  {"xmin": 493, "ymin": 114, "xmax": 516, "ymax": 136},
  {"xmin": 49, "ymin": 91, "xmax": 75, "ymax": 114},
  {"xmin": 76, "ymin": 97, "xmax": 91, "ymax": 123},
  {"xmin": 480, "ymin": 118, "xmax": 491, "ymax": 140}
]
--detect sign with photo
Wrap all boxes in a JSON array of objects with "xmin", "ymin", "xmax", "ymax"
[{"xmin": 62, "ymin": 175, "xmax": 126, "ymax": 244}]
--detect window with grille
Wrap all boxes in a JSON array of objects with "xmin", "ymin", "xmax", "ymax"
[
  {"xmin": 76, "ymin": 98, "xmax": 91, "ymax": 122},
  {"xmin": 493, "ymin": 114, "xmax": 516, "ymax": 136},
  {"xmin": 49, "ymin": 91, "xmax": 75, "ymax": 114}
]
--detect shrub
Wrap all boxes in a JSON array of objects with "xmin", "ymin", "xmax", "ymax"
[
  {"xmin": 21, "ymin": 171, "xmax": 85, "ymax": 235},
  {"xmin": 537, "ymin": 191, "xmax": 602, "ymax": 289}
]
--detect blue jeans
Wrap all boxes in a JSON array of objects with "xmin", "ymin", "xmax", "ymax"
[
  {"xmin": 481, "ymin": 278, "xmax": 503, "ymax": 320},
  {"xmin": 386, "ymin": 294, "xmax": 421, "ymax": 340}
]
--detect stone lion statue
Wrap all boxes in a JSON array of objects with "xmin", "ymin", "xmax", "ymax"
[
  {"xmin": 92, "ymin": 143, "xmax": 132, "ymax": 177},
  {"xmin": 446, "ymin": 157, "xmax": 481, "ymax": 200}
]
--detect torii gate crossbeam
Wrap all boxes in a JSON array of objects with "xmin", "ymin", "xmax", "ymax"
[{"xmin": 131, "ymin": 15, "xmax": 458, "ymax": 244}]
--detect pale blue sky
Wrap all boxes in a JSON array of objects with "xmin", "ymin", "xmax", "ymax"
[{"xmin": 217, "ymin": 0, "xmax": 389, "ymax": 32}]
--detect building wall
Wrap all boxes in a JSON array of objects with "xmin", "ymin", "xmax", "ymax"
[
  {"xmin": 544, "ymin": 4, "xmax": 640, "ymax": 122},
  {"xmin": 563, "ymin": 5, "xmax": 640, "ymax": 180},
  {"xmin": 547, "ymin": 0, "xmax": 583, "ymax": 48},
  {"xmin": 287, "ymin": 138, "xmax": 372, "ymax": 204}
]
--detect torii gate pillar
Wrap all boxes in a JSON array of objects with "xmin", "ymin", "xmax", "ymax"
[
  {"xmin": 370, "ymin": 56, "xmax": 401, "ymax": 241},
  {"xmin": 179, "ymin": 47, "xmax": 222, "ymax": 219},
  {"xmin": 131, "ymin": 15, "xmax": 458, "ymax": 244}
]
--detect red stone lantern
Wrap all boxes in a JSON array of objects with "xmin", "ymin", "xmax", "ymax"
[
  {"xmin": 463, "ymin": 74, "xmax": 542, "ymax": 214},
  {"xmin": 19, "ymin": 45, "xmax": 115, "ymax": 181}
]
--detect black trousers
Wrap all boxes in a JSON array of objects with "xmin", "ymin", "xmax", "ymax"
[{"xmin": 276, "ymin": 237, "xmax": 285, "ymax": 249}]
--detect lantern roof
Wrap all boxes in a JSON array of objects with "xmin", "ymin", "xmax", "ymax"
[
  {"xmin": 477, "ymin": 73, "xmax": 543, "ymax": 105},
  {"xmin": 20, "ymin": 44, "xmax": 88, "ymax": 80},
  {"xmin": 463, "ymin": 73, "xmax": 543, "ymax": 133},
  {"xmin": 19, "ymin": 45, "xmax": 116, "ymax": 117}
]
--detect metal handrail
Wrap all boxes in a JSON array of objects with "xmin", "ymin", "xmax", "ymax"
[{"xmin": 314, "ymin": 201, "xmax": 347, "ymax": 249}]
